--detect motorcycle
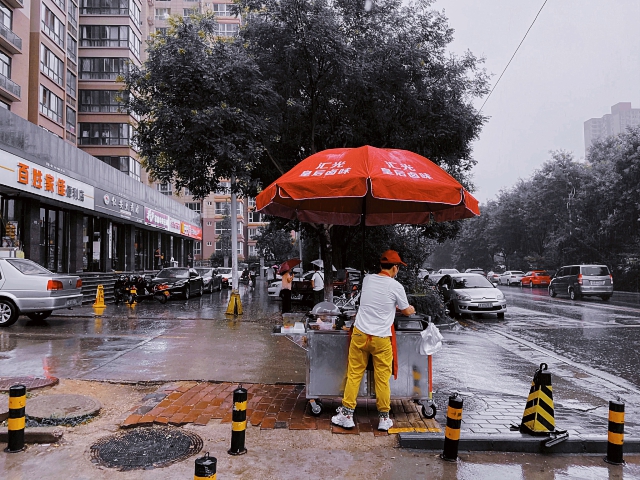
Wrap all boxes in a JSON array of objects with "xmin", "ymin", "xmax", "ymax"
[
  {"xmin": 114, "ymin": 275, "xmax": 129, "ymax": 305},
  {"xmin": 153, "ymin": 282, "xmax": 171, "ymax": 304}
]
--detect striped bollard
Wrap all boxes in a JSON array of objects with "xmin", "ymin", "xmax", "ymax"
[
  {"xmin": 441, "ymin": 393, "xmax": 463, "ymax": 462},
  {"xmin": 5, "ymin": 384, "xmax": 26, "ymax": 453},
  {"xmin": 228, "ymin": 385, "xmax": 248, "ymax": 455},
  {"xmin": 604, "ymin": 400, "xmax": 625, "ymax": 465},
  {"xmin": 194, "ymin": 452, "xmax": 217, "ymax": 479}
]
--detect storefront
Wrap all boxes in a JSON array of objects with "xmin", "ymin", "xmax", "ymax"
[{"xmin": 0, "ymin": 109, "xmax": 201, "ymax": 273}]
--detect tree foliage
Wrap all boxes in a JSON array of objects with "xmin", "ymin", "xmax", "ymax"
[
  {"xmin": 121, "ymin": 15, "xmax": 277, "ymax": 199},
  {"xmin": 448, "ymin": 127, "xmax": 640, "ymax": 291}
]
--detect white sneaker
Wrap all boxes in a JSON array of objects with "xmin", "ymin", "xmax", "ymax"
[
  {"xmin": 378, "ymin": 417, "xmax": 393, "ymax": 431},
  {"xmin": 331, "ymin": 408, "xmax": 355, "ymax": 429}
]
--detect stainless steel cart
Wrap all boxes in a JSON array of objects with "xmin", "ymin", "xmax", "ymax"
[{"xmin": 274, "ymin": 318, "xmax": 437, "ymax": 418}]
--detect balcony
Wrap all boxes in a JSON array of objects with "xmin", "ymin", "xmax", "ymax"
[
  {"xmin": 0, "ymin": 73, "xmax": 21, "ymax": 101},
  {"xmin": 3, "ymin": 0, "xmax": 23, "ymax": 8},
  {"xmin": 0, "ymin": 23, "xmax": 22, "ymax": 54}
]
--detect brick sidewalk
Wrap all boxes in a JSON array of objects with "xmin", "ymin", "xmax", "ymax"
[{"xmin": 122, "ymin": 382, "xmax": 441, "ymax": 435}]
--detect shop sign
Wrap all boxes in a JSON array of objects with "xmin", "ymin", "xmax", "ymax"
[
  {"xmin": 181, "ymin": 222, "xmax": 203, "ymax": 240},
  {"xmin": 0, "ymin": 149, "xmax": 94, "ymax": 210},
  {"xmin": 144, "ymin": 207, "xmax": 169, "ymax": 229},
  {"xmin": 94, "ymin": 188, "xmax": 145, "ymax": 223},
  {"xmin": 168, "ymin": 216, "xmax": 182, "ymax": 234}
]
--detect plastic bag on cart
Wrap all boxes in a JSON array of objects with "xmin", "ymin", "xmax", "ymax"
[{"xmin": 418, "ymin": 322, "xmax": 443, "ymax": 355}]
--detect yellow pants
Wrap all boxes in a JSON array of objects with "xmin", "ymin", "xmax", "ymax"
[{"xmin": 343, "ymin": 326, "xmax": 393, "ymax": 412}]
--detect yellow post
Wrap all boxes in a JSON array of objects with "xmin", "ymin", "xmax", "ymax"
[
  {"xmin": 226, "ymin": 290, "xmax": 243, "ymax": 315},
  {"xmin": 93, "ymin": 285, "xmax": 105, "ymax": 307}
]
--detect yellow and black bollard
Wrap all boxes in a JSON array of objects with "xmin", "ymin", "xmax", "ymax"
[
  {"xmin": 194, "ymin": 452, "xmax": 217, "ymax": 479},
  {"xmin": 5, "ymin": 384, "xmax": 26, "ymax": 453},
  {"xmin": 604, "ymin": 400, "xmax": 625, "ymax": 465},
  {"xmin": 520, "ymin": 363, "xmax": 555, "ymax": 435},
  {"xmin": 441, "ymin": 393, "xmax": 463, "ymax": 462},
  {"xmin": 228, "ymin": 385, "xmax": 248, "ymax": 455}
]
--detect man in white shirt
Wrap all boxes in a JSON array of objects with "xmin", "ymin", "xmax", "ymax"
[
  {"xmin": 331, "ymin": 250, "xmax": 415, "ymax": 431},
  {"xmin": 311, "ymin": 264, "xmax": 324, "ymax": 305}
]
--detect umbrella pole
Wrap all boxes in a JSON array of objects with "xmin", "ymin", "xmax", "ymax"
[{"xmin": 361, "ymin": 197, "xmax": 366, "ymax": 279}]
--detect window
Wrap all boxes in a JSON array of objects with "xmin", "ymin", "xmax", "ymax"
[
  {"xmin": 0, "ymin": 50, "xmax": 10, "ymax": 78},
  {"xmin": 248, "ymin": 228, "xmax": 257, "ymax": 238},
  {"xmin": 41, "ymin": 5, "xmax": 65, "ymax": 49},
  {"xmin": 212, "ymin": 3, "xmax": 235, "ymax": 16},
  {"xmin": 216, "ymin": 22, "xmax": 238, "ymax": 36},
  {"xmin": 66, "ymin": 33, "xmax": 77, "ymax": 64},
  {"xmin": 185, "ymin": 202, "xmax": 201, "ymax": 213},
  {"xmin": 247, "ymin": 198, "xmax": 256, "ymax": 208},
  {"xmin": 249, "ymin": 245, "xmax": 256, "ymax": 256},
  {"xmin": 155, "ymin": 7, "xmax": 170, "ymax": 19},
  {"xmin": 80, "ymin": 90, "xmax": 126, "ymax": 112},
  {"xmin": 66, "ymin": 70, "xmax": 77, "ymax": 98},
  {"xmin": 183, "ymin": 8, "xmax": 197, "ymax": 17},
  {"xmin": 129, "ymin": 0, "xmax": 140, "ymax": 24},
  {"xmin": 40, "ymin": 44, "xmax": 64, "ymax": 86},
  {"xmin": 194, "ymin": 241, "xmax": 201, "ymax": 255},
  {"xmin": 237, "ymin": 242, "xmax": 243, "ymax": 255},
  {"xmin": 206, "ymin": 201, "xmax": 212, "ymax": 206},
  {"xmin": 248, "ymin": 211, "xmax": 262, "ymax": 222},
  {"xmin": 52, "ymin": 0, "xmax": 65, "ymax": 15},
  {"xmin": 80, "ymin": 25, "xmax": 128, "ymax": 47},
  {"xmin": 206, "ymin": 241, "xmax": 212, "ymax": 246},
  {"xmin": 95, "ymin": 156, "xmax": 139, "ymax": 179},
  {"xmin": 39, "ymin": 85, "xmax": 64, "ymax": 123},
  {"xmin": 129, "ymin": 157, "xmax": 140, "ymax": 181},
  {"xmin": 80, "ymin": 0, "xmax": 130, "ymax": 15},
  {"xmin": 155, "ymin": 27, "xmax": 168, "ymax": 35},
  {"xmin": 66, "ymin": 107, "xmax": 76, "ymax": 133},
  {"xmin": 217, "ymin": 181, "xmax": 230, "ymax": 192},
  {"xmin": 79, "ymin": 123, "xmax": 132, "ymax": 145},
  {"xmin": 157, "ymin": 183, "xmax": 172, "ymax": 196},
  {"xmin": 79, "ymin": 57, "xmax": 127, "ymax": 80},
  {"xmin": 215, "ymin": 223, "xmax": 229, "ymax": 234},
  {"xmin": 0, "ymin": 2, "xmax": 12, "ymax": 30},
  {"xmin": 215, "ymin": 201, "xmax": 229, "ymax": 215},
  {"xmin": 206, "ymin": 221, "xmax": 212, "ymax": 226},
  {"xmin": 68, "ymin": 0, "xmax": 78, "ymax": 28}
]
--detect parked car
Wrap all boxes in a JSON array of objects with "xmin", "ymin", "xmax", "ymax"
[
  {"xmin": 498, "ymin": 271, "xmax": 525, "ymax": 286},
  {"xmin": 195, "ymin": 267, "xmax": 222, "ymax": 293},
  {"xmin": 268, "ymin": 280, "xmax": 283, "ymax": 298},
  {"xmin": 464, "ymin": 268, "xmax": 487, "ymax": 277},
  {"xmin": 217, "ymin": 267, "xmax": 234, "ymax": 288},
  {"xmin": 487, "ymin": 271, "xmax": 501, "ymax": 284},
  {"xmin": 521, "ymin": 270, "xmax": 551, "ymax": 288},
  {"xmin": 438, "ymin": 273, "xmax": 506, "ymax": 319},
  {"xmin": 437, "ymin": 268, "xmax": 460, "ymax": 275},
  {"xmin": 548, "ymin": 265, "xmax": 613, "ymax": 301},
  {"xmin": 149, "ymin": 267, "xmax": 204, "ymax": 299},
  {"xmin": 0, "ymin": 258, "xmax": 83, "ymax": 327}
]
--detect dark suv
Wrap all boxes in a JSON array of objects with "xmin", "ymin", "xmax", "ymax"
[{"xmin": 548, "ymin": 265, "xmax": 613, "ymax": 301}]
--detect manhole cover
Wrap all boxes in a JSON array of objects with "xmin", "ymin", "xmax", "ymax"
[
  {"xmin": 0, "ymin": 376, "xmax": 59, "ymax": 392},
  {"xmin": 26, "ymin": 394, "xmax": 101, "ymax": 426},
  {"xmin": 91, "ymin": 426, "xmax": 203, "ymax": 471}
]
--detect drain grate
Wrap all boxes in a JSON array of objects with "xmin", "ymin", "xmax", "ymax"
[{"xmin": 90, "ymin": 426, "xmax": 202, "ymax": 471}]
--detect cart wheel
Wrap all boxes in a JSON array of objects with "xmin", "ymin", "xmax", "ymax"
[
  {"xmin": 421, "ymin": 403, "xmax": 436, "ymax": 419},
  {"xmin": 310, "ymin": 400, "xmax": 323, "ymax": 416}
]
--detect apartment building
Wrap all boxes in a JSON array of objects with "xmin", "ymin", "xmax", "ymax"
[{"xmin": 584, "ymin": 102, "xmax": 640, "ymax": 154}]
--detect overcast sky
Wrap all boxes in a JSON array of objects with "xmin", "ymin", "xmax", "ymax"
[{"xmin": 433, "ymin": 0, "xmax": 640, "ymax": 204}]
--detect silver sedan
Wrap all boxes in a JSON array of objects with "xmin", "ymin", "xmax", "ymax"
[
  {"xmin": 439, "ymin": 273, "xmax": 507, "ymax": 319},
  {"xmin": 0, "ymin": 258, "xmax": 83, "ymax": 327}
]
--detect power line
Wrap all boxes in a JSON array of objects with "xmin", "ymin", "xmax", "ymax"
[{"xmin": 478, "ymin": 0, "xmax": 549, "ymax": 114}]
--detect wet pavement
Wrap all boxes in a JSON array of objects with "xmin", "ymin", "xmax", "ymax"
[{"xmin": 2, "ymin": 280, "xmax": 640, "ymax": 477}]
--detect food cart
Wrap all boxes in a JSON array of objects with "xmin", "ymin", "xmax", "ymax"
[{"xmin": 273, "ymin": 304, "xmax": 437, "ymax": 419}]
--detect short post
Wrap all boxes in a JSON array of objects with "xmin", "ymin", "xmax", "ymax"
[
  {"xmin": 441, "ymin": 393, "xmax": 463, "ymax": 462},
  {"xmin": 605, "ymin": 400, "xmax": 625, "ymax": 465},
  {"xmin": 194, "ymin": 452, "xmax": 217, "ymax": 479},
  {"xmin": 5, "ymin": 384, "xmax": 26, "ymax": 453},
  {"xmin": 93, "ymin": 285, "xmax": 105, "ymax": 307},
  {"xmin": 228, "ymin": 385, "xmax": 248, "ymax": 455}
]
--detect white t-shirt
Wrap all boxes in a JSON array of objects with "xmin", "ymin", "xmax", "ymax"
[
  {"xmin": 354, "ymin": 273, "xmax": 410, "ymax": 337},
  {"xmin": 311, "ymin": 271, "xmax": 324, "ymax": 291}
]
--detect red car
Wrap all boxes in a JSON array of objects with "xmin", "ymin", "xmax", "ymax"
[{"xmin": 521, "ymin": 270, "xmax": 552, "ymax": 288}]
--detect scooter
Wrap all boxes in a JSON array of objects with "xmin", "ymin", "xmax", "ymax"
[{"xmin": 153, "ymin": 282, "xmax": 171, "ymax": 304}]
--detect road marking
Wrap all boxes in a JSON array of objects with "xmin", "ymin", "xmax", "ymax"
[{"xmin": 471, "ymin": 320, "xmax": 640, "ymax": 396}]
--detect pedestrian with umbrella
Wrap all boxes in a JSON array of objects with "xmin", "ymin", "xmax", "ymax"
[{"xmin": 278, "ymin": 259, "xmax": 299, "ymax": 313}]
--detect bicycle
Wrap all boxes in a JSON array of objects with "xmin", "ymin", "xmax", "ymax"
[{"xmin": 332, "ymin": 288, "xmax": 361, "ymax": 309}]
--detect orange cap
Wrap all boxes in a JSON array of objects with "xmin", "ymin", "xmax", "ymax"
[{"xmin": 380, "ymin": 250, "xmax": 407, "ymax": 266}]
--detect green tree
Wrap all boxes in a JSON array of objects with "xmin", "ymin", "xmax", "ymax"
[
  {"xmin": 121, "ymin": 15, "xmax": 277, "ymax": 199},
  {"xmin": 254, "ymin": 224, "xmax": 298, "ymax": 263}
]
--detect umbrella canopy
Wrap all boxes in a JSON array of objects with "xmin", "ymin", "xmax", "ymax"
[
  {"xmin": 278, "ymin": 258, "xmax": 301, "ymax": 274},
  {"xmin": 256, "ymin": 146, "xmax": 479, "ymax": 226},
  {"xmin": 311, "ymin": 259, "xmax": 337, "ymax": 271}
]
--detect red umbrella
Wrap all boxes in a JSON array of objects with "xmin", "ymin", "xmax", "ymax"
[
  {"xmin": 256, "ymin": 146, "xmax": 479, "ymax": 226},
  {"xmin": 278, "ymin": 258, "xmax": 301, "ymax": 274}
]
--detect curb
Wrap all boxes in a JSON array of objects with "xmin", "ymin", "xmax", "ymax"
[
  {"xmin": 398, "ymin": 433, "xmax": 640, "ymax": 454},
  {"xmin": 0, "ymin": 427, "xmax": 63, "ymax": 444}
]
